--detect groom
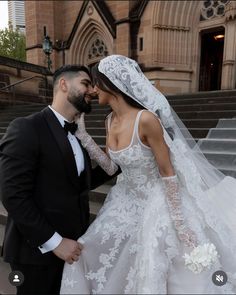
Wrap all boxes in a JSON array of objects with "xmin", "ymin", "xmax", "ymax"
[{"xmin": 0, "ymin": 65, "xmax": 117, "ymax": 294}]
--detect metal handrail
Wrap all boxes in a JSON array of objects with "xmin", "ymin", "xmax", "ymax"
[
  {"xmin": 0, "ymin": 75, "xmax": 45, "ymax": 91},
  {"xmin": 0, "ymin": 75, "xmax": 49, "ymax": 102}
]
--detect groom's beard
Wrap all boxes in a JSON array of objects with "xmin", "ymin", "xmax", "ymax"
[{"xmin": 67, "ymin": 89, "xmax": 92, "ymax": 114}]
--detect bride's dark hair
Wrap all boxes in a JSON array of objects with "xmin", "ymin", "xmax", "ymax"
[{"xmin": 92, "ymin": 64, "xmax": 145, "ymax": 110}]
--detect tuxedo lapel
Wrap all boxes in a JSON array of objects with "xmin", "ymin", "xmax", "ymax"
[{"xmin": 42, "ymin": 107, "xmax": 79, "ymax": 188}]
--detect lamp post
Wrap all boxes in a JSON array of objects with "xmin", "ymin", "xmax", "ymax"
[{"xmin": 42, "ymin": 26, "xmax": 53, "ymax": 71}]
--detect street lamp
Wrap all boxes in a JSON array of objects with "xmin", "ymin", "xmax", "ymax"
[{"xmin": 42, "ymin": 26, "xmax": 53, "ymax": 71}]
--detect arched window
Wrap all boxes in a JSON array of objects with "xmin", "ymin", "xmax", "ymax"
[
  {"xmin": 200, "ymin": 0, "xmax": 230, "ymax": 20},
  {"xmin": 88, "ymin": 37, "xmax": 108, "ymax": 62}
]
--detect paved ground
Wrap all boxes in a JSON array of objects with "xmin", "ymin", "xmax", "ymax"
[{"xmin": 0, "ymin": 258, "xmax": 16, "ymax": 295}]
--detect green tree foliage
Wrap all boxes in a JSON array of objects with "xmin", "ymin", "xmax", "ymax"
[{"xmin": 0, "ymin": 23, "xmax": 26, "ymax": 61}]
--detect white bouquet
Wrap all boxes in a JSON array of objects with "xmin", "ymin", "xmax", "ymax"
[{"xmin": 183, "ymin": 243, "xmax": 219, "ymax": 274}]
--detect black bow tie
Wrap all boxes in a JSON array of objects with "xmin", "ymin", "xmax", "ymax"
[{"xmin": 64, "ymin": 121, "xmax": 78, "ymax": 135}]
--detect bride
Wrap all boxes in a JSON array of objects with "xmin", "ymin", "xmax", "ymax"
[{"xmin": 60, "ymin": 55, "xmax": 236, "ymax": 294}]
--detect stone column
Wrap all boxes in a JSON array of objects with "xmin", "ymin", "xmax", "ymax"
[
  {"xmin": 221, "ymin": 19, "xmax": 236, "ymax": 89},
  {"xmin": 221, "ymin": 2, "xmax": 236, "ymax": 89},
  {"xmin": 25, "ymin": 1, "xmax": 62, "ymax": 70},
  {"xmin": 114, "ymin": 2, "xmax": 131, "ymax": 57}
]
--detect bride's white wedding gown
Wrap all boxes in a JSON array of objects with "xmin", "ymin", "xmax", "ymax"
[{"xmin": 61, "ymin": 110, "xmax": 236, "ymax": 294}]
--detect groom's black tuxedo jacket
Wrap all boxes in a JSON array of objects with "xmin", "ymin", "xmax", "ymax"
[{"xmin": 0, "ymin": 107, "xmax": 115, "ymax": 265}]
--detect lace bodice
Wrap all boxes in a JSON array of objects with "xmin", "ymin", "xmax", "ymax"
[
  {"xmin": 107, "ymin": 110, "xmax": 160, "ymax": 188},
  {"xmin": 61, "ymin": 108, "xmax": 236, "ymax": 294}
]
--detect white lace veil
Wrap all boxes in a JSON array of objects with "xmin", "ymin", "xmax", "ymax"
[
  {"xmin": 98, "ymin": 55, "xmax": 236, "ymax": 260},
  {"xmin": 98, "ymin": 54, "xmax": 225, "ymax": 185}
]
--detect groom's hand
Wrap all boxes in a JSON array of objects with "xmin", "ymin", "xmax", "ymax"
[{"xmin": 52, "ymin": 238, "xmax": 83, "ymax": 264}]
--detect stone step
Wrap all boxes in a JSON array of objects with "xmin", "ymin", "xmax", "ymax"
[
  {"xmin": 86, "ymin": 127, "xmax": 106, "ymax": 136},
  {"xmin": 0, "ymin": 257, "xmax": 16, "ymax": 295},
  {"xmin": 93, "ymin": 135, "xmax": 106, "ymax": 145},
  {"xmin": 0, "ymin": 108, "xmax": 44, "ymax": 116},
  {"xmin": 0, "ymin": 110, "xmax": 40, "ymax": 116},
  {"xmin": 0, "ymin": 98, "xmax": 45, "ymax": 106},
  {"xmin": 182, "ymin": 119, "xmax": 219, "ymax": 128},
  {"xmin": 91, "ymin": 96, "xmax": 236, "ymax": 108},
  {"xmin": 0, "ymin": 121, "xmax": 17, "ymax": 127},
  {"xmin": 169, "ymin": 96, "xmax": 236, "ymax": 106},
  {"xmin": 85, "ymin": 114, "xmax": 109, "ymax": 120},
  {"xmin": 167, "ymin": 90, "xmax": 236, "ymax": 100},
  {"xmin": 0, "ymin": 107, "xmax": 109, "ymax": 117},
  {"xmin": 178, "ymin": 110, "xmax": 236, "ymax": 120},
  {"xmin": 90, "ymin": 108, "xmax": 110, "ymax": 114},
  {"xmin": 198, "ymin": 138, "xmax": 236, "ymax": 153},
  {"xmin": 85, "ymin": 120, "xmax": 106, "ymax": 128},
  {"xmin": 89, "ymin": 201, "xmax": 103, "ymax": 223},
  {"xmin": 203, "ymin": 151, "xmax": 236, "ymax": 168},
  {"xmin": 0, "ymin": 126, "xmax": 211, "ymax": 141},
  {"xmin": 0, "ymin": 223, "xmax": 4, "ymax": 253},
  {"xmin": 0, "ymin": 114, "xmax": 36, "ymax": 121},
  {"xmin": 216, "ymin": 118, "xmax": 236, "ymax": 128},
  {"xmin": 185, "ymin": 128, "xmax": 210, "ymax": 138},
  {"xmin": 219, "ymin": 168, "xmax": 236, "ymax": 178},
  {"xmin": 86, "ymin": 118, "xmax": 219, "ymax": 129},
  {"xmin": 88, "ymin": 127, "xmax": 208, "ymax": 139},
  {"xmin": 207, "ymin": 128, "xmax": 236, "ymax": 139},
  {"xmin": 0, "ymin": 104, "xmax": 47, "ymax": 110},
  {"xmin": 172, "ymin": 102, "xmax": 236, "ymax": 112},
  {"xmin": 89, "ymin": 183, "xmax": 111, "ymax": 204},
  {"xmin": 91, "ymin": 99, "xmax": 99, "ymax": 105},
  {"xmin": 0, "ymin": 202, "xmax": 7, "ymax": 225}
]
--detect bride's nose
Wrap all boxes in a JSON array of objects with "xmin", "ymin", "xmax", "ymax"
[{"xmin": 93, "ymin": 85, "xmax": 98, "ymax": 93}]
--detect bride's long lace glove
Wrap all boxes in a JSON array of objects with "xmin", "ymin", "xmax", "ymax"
[
  {"xmin": 75, "ymin": 113, "xmax": 118, "ymax": 176},
  {"xmin": 162, "ymin": 175, "xmax": 198, "ymax": 248}
]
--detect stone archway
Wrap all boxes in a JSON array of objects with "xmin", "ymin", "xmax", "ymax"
[
  {"xmin": 68, "ymin": 19, "xmax": 113, "ymax": 66},
  {"xmin": 151, "ymin": 0, "xmax": 200, "ymax": 66},
  {"xmin": 149, "ymin": 0, "xmax": 233, "ymax": 91}
]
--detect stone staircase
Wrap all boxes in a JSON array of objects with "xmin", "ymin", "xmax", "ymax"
[
  {"xmin": 197, "ymin": 118, "xmax": 236, "ymax": 178},
  {"xmin": 0, "ymin": 90, "xmax": 236, "ymax": 293}
]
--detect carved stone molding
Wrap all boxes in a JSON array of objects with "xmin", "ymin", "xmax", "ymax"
[
  {"xmin": 87, "ymin": 4, "xmax": 94, "ymax": 16},
  {"xmin": 153, "ymin": 24, "xmax": 190, "ymax": 31},
  {"xmin": 225, "ymin": 1, "xmax": 236, "ymax": 21},
  {"xmin": 223, "ymin": 59, "xmax": 235, "ymax": 65}
]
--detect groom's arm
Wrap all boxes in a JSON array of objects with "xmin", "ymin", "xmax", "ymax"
[{"xmin": 0, "ymin": 117, "xmax": 55, "ymax": 248}]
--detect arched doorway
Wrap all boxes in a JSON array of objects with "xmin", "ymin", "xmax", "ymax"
[{"xmin": 199, "ymin": 27, "xmax": 225, "ymax": 91}]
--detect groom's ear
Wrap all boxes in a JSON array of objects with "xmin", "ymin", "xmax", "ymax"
[{"xmin": 59, "ymin": 78, "xmax": 68, "ymax": 93}]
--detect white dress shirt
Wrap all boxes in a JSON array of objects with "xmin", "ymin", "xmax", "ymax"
[{"xmin": 39, "ymin": 106, "xmax": 85, "ymax": 254}]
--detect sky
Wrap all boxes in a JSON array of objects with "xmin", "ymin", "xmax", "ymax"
[{"xmin": 0, "ymin": 1, "xmax": 8, "ymax": 29}]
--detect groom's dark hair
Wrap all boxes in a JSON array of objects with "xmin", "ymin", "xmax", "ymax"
[{"xmin": 53, "ymin": 64, "xmax": 90, "ymax": 88}]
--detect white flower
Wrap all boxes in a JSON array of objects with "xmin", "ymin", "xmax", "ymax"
[{"xmin": 183, "ymin": 243, "xmax": 219, "ymax": 274}]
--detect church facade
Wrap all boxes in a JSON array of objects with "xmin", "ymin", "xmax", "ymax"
[{"xmin": 25, "ymin": 0, "xmax": 236, "ymax": 94}]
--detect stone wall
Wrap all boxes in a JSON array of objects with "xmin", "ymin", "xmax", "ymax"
[
  {"xmin": 24, "ymin": 0, "xmax": 236, "ymax": 94},
  {"xmin": 0, "ymin": 56, "xmax": 52, "ymax": 103}
]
